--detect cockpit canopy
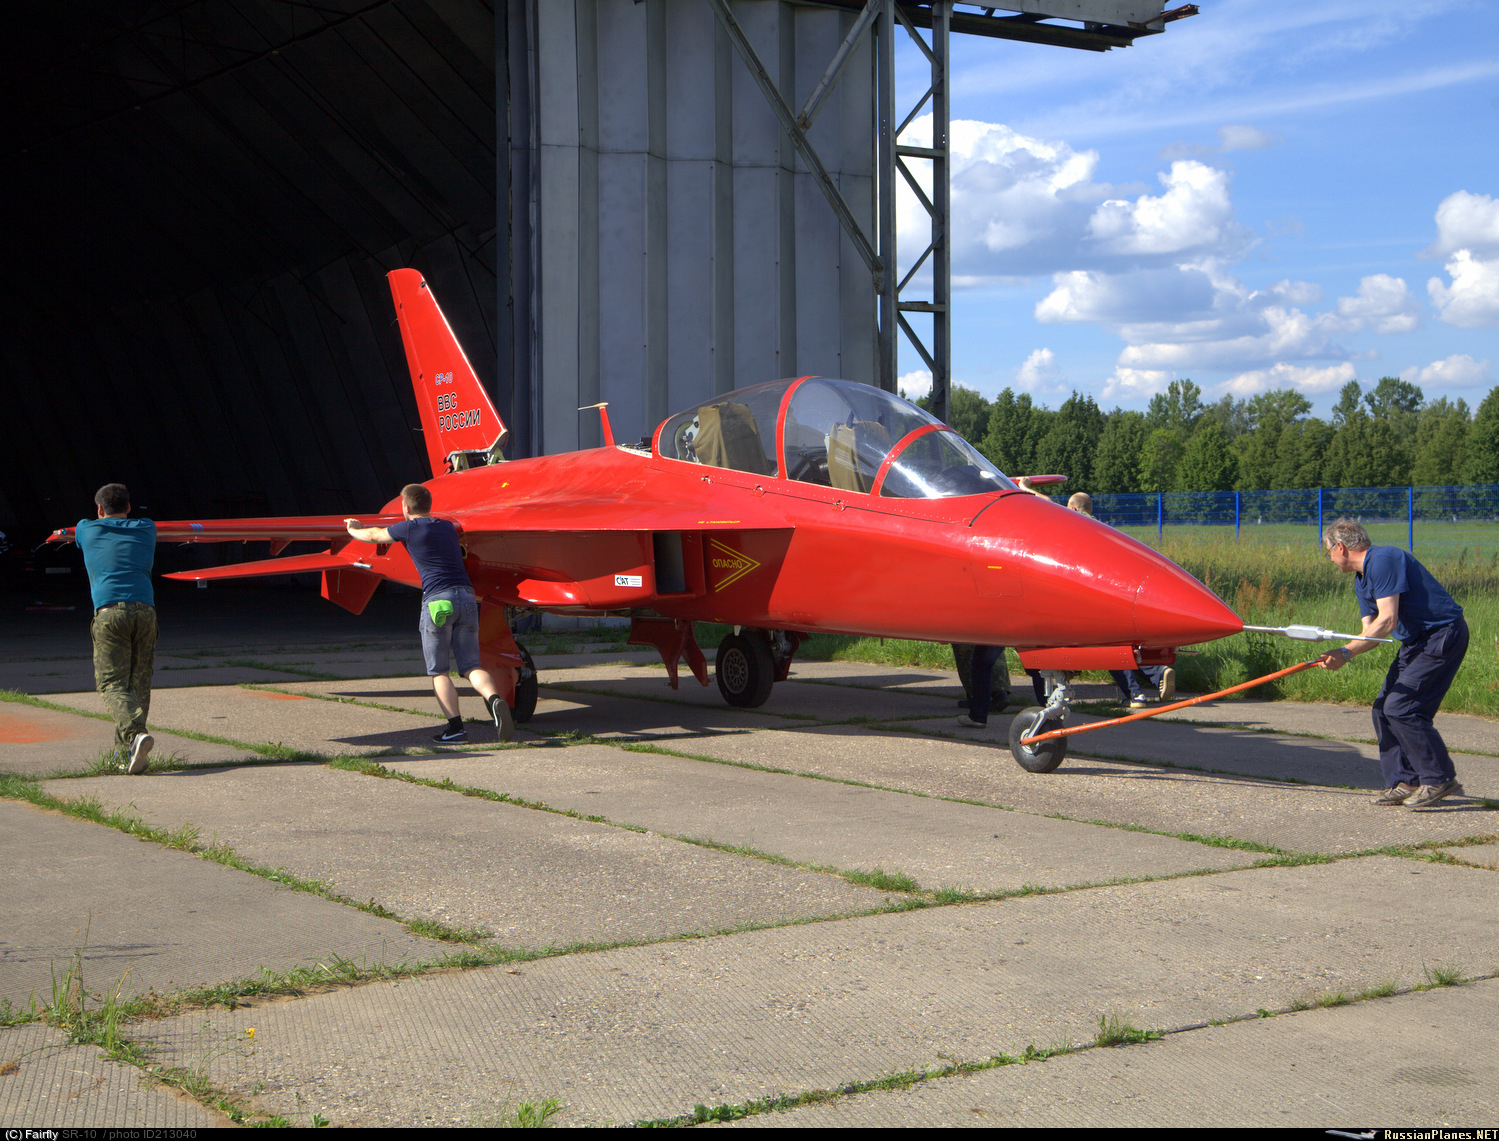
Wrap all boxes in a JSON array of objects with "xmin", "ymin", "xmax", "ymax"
[{"xmin": 656, "ymin": 377, "xmax": 1017, "ymax": 499}]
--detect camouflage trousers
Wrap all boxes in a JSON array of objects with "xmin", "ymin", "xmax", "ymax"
[{"xmin": 92, "ymin": 603, "xmax": 157, "ymax": 752}]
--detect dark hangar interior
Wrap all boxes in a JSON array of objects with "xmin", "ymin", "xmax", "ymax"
[{"xmin": 1, "ymin": 0, "xmax": 509, "ymax": 543}]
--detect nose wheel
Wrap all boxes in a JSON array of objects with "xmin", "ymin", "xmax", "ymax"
[
  {"xmin": 1007, "ymin": 671, "xmax": 1072, "ymax": 773},
  {"xmin": 1008, "ymin": 708, "xmax": 1067, "ymax": 772}
]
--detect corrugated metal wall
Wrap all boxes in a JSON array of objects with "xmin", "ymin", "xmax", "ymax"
[{"xmin": 526, "ymin": 0, "xmax": 876, "ymax": 455}]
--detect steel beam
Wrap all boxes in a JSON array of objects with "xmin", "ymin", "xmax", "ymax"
[{"xmin": 891, "ymin": 1, "xmax": 949, "ymax": 420}]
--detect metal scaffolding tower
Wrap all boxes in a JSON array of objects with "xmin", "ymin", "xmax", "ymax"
[{"xmin": 703, "ymin": 0, "xmax": 1195, "ymax": 427}]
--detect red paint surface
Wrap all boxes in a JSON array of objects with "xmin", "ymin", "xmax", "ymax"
[{"xmin": 0, "ymin": 714, "xmax": 74, "ymax": 743}]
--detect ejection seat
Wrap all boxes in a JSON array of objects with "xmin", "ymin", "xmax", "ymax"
[
  {"xmin": 827, "ymin": 419, "xmax": 891, "ymax": 493},
  {"xmin": 689, "ymin": 401, "xmax": 774, "ymax": 476}
]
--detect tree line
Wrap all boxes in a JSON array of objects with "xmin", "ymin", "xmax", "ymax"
[{"xmin": 930, "ymin": 378, "xmax": 1499, "ymax": 493}]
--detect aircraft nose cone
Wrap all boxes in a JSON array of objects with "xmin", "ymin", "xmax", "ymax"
[
  {"xmin": 972, "ymin": 495, "xmax": 1243, "ymax": 648},
  {"xmin": 1133, "ymin": 566, "xmax": 1244, "ymax": 646}
]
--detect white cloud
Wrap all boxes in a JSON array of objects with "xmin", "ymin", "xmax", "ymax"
[
  {"xmin": 1015, "ymin": 348, "xmax": 1064, "ymax": 395},
  {"xmin": 1033, "ymin": 266, "xmax": 1219, "ymax": 324},
  {"xmin": 897, "ymin": 368, "xmax": 933, "ymax": 400},
  {"xmin": 1223, "ymin": 362, "xmax": 1357, "ymax": 397},
  {"xmin": 1160, "ymin": 124, "xmax": 1280, "ymax": 160},
  {"xmin": 1117, "ymin": 303, "xmax": 1349, "ymax": 372},
  {"xmin": 1428, "ymin": 250, "xmax": 1499, "ymax": 327},
  {"xmin": 1101, "ymin": 367, "xmax": 1173, "ymax": 403},
  {"xmin": 1039, "ymin": 267, "xmax": 1350, "ymax": 374},
  {"xmin": 1216, "ymin": 124, "xmax": 1279, "ymax": 152},
  {"xmin": 1330, "ymin": 275, "xmax": 1423, "ymax": 334},
  {"xmin": 1424, "ymin": 190, "xmax": 1499, "ymax": 259},
  {"xmin": 1088, "ymin": 161, "xmax": 1245, "ymax": 258},
  {"xmin": 896, "ymin": 119, "xmax": 1248, "ymax": 284},
  {"xmin": 1401, "ymin": 354, "xmax": 1492, "ymax": 388}
]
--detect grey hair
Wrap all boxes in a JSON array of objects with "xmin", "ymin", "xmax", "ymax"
[{"xmin": 1323, "ymin": 518, "xmax": 1371, "ymax": 551}]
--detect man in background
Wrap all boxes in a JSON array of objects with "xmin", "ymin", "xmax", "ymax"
[
  {"xmin": 1065, "ymin": 492, "xmax": 1175, "ymax": 708},
  {"xmin": 1317, "ymin": 518, "xmax": 1467, "ymax": 808},
  {"xmin": 75, "ymin": 483, "xmax": 157, "ymax": 774},
  {"xmin": 346, "ymin": 484, "xmax": 513, "ymax": 744}
]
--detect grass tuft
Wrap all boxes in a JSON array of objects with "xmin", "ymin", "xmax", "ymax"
[
  {"xmin": 1093, "ymin": 1011, "xmax": 1163, "ymax": 1047},
  {"xmin": 1422, "ymin": 962, "xmax": 1465, "ymax": 988},
  {"xmin": 844, "ymin": 867, "xmax": 919, "ymax": 893}
]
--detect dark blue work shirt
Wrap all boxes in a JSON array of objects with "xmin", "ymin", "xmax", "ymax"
[
  {"xmin": 1355, "ymin": 546, "xmax": 1462, "ymax": 644},
  {"xmin": 387, "ymin": 515, "xmax": 471, "ymax": 598},
  {"xmin": 76, "ymin": 517, "xmax": 156, "ymax": 609}
]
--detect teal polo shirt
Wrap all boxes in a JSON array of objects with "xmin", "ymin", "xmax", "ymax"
[{"xmin": 76, "ymin": 517, "xmax": 157, "ymax": 609}]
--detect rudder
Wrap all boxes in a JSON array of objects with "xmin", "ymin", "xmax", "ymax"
[{"xmin": 388, "ymin": 268, "xmax": 508, "ymax": 476}]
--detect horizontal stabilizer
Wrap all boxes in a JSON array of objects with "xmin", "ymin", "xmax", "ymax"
[
  {"xmin": 163, "ymin": 552, "xmax": 359, "ymax": 582},
  {"xmin": 50, "ymin": 515, "xmax": 403, "ymax": 545}
]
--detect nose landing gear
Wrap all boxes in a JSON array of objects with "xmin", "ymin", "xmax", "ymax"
[{"xmin": 1008, "ymin": 670, "xmax": 1072, "ymax": 773}]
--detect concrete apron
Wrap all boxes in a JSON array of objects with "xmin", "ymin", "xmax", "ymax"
[
  {"xmin": 385, "ymin": 746, "xmax": 1260, "ymax": 892},
  {"xmin": 0, "ymin": 701, "xmax": 258, "ymax": 778},
  {"xmin": 715, "ymin": 979, "xmax": 1499, "ymax": 1128},
  {"xmin": 679, "ymin": 724, "xmax": 1498, "ymax": 855},
  {"xmin": 0, "ymin": 799, "xmax": 449, "ymax": 1010},
  {"xmin": 36, "ymin": 685, "xmax": 527, "ymax": 756},
  {"xmin": 8, "ymin": 663, "xmax": 1498, "ymax": 1126},
  {"xmin": 38, "ymin": 766, "xmax": 899, "ymax": 954},
  {"xmin": 0, "ymin": 1023, "xmax": 223, "ymax": 1128},
  {"xmin": 130, "ymin": 858, "xmax": 1499, "ymax": 1127},
  {"xmin": 915, "ymin": 706, "xmax": 1499, "ymax": 795}
]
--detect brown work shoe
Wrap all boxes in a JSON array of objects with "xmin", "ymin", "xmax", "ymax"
[
  {"xmin": 1371, "ymin": 782, "xmax": 1417, "ymax": 806},
  {"xmin": 1407, "ymin": 780, "xmax": 1463, "ymax": 808}
]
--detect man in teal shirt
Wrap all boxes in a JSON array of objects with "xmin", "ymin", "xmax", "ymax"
[{"xmin": 75, "ymin": 483, "xmax": 157, "ymax": 773}]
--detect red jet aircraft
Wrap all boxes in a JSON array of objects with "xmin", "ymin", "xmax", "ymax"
[{"xmin": 50, "ymin": 269, "xmax": 1244, "ymax": 770}]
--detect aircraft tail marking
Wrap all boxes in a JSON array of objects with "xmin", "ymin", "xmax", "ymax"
[{"xmin": 388, "ymin": 268, "xmax": 508, "ymax": 476}]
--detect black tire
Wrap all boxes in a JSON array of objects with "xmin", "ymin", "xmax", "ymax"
[
  {"xmin": 716, "ymin": 631, "xmax": 775, "ymax": 708},
  {"xmin": 1008, "ymin": 706, "xmax": 1067, "ymax": 773},
  {"xmin": 512, "ymin": 644, "xmax": 538, "ymax": 724}
]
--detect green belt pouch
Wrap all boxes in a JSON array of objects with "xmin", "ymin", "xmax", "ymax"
[{"xmin": 428, "ymin": 599, "xmax": 455, "ymax": 628}]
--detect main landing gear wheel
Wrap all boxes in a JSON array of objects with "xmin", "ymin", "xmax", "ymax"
[
  {"xmin": 1008, "ymin": 706, "xmax": 1067, "ymax": 773},
  {"xmin": 512, "ymin": 644, "xmax": 538, "ymax": 724},
  {"xmin": 716, "ymin": 631, "xmax": 775, "ymax": 708}
]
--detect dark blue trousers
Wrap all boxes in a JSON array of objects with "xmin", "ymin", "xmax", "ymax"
[
  {"xmin": 1110, "ymin": 665, "xmax": 1165, "ymax": 701},
  {"xmin": 968, "ymin": 645, "xmax": 1006, "ymax": 726},
  {"xmin": 1373, "ymin": 617, "xmax": 1468, "ymax": 788}
]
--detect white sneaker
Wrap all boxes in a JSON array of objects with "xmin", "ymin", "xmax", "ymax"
[
  {"xmin": 1158, "ymin": 667, "xmax": 1176, "ymax": 702},
  {"xmin": 127, "ymin": 732, "xmax": 154, "ymax": 774}
]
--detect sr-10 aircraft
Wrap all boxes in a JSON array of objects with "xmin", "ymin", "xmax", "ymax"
[{"xmin": 51, "ymin": 269, "xmax": 1245, "ymax": 770}]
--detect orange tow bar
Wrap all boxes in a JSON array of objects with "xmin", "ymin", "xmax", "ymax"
[{"xmin": 1018, "ymin": 658, "xmax": 1322, "ymax": 747}]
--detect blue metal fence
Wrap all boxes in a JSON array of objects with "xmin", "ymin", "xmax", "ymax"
[{"xmin": 1073, "ymin": 485, "xmax": 1499, "ymax": 556}]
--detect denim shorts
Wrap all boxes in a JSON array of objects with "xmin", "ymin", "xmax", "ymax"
[{"xmin": 419, "ymin": 588, "xmax": 481, "ymax": 676}]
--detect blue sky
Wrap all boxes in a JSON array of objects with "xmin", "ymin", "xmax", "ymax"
[{"xmin": 891, "ymin": 0, "xmax": 1499, "ymax": 417}]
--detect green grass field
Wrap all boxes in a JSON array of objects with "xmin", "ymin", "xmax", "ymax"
[{"xmin": 1116, "ymin": 518, "xmax": 1499, "ymax": 563}]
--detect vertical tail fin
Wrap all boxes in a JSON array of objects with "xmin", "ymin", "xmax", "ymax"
[{"xmin": 388, "ymin": 268, "xmax": 508, "ymax": 476}]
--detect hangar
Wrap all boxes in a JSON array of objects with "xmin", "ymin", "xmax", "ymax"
[{"xmin": 0, "ymin": 1, "xmax": 1190, "ymax": 545}]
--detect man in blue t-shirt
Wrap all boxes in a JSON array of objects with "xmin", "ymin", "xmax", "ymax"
[
  {"xmin": 1317, "ymin": 518, "xmax": 1468, "ymax": 808},
  {"xmin": 75, "ymin": 483, "xmax": 158, "ymax": 773},
  {"xmin": 346, "ymin": 484, "xmax": 513, "ymax": 744}
]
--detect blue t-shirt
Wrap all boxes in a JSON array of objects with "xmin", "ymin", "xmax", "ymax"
[
  {"xmin": 1355, "ymin": 546, "xmax": 1462, "ymax": 643},
  {"xmin": 387, "ymin": 516, "xmax": 471, "ymax": 597},
  {"xmin": 76, "ymin": 517, "xmax": 157, "ymax": 609}
]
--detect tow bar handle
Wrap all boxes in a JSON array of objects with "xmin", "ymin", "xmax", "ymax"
[{"xmin": 1018, "ymin": 659, "xmax": 1322, "ymax": 748}]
